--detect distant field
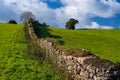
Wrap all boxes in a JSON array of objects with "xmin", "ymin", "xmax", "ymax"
[
  {"xmin": 0, "ymin": 23, "xmax": 63, "ymax": 80},
  {"xmin": 47, "ymin": 27, "xmax": 120, "ymax": 62}
]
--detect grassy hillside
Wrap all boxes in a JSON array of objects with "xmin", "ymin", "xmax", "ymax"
[
  {"xmin": 47, "ymin": 27, "xmax": 120, "ymax": 62},
  {"xmin": 0, "ymin": 23, "xmax": 64, "ymax": 80}
]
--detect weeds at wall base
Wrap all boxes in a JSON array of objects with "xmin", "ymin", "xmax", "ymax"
[{"xmin": 24, "ymin": 24, "xmax": 69, "ymax": 80}]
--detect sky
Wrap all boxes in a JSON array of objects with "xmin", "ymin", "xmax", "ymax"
[{"xmin": 0, "ymin": 0, "xmax": 120, "ymax": 29}]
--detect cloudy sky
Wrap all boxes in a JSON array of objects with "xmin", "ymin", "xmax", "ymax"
[{"xmin": 0, "ymin": 0, "xmax": 120, "ymax": 29}]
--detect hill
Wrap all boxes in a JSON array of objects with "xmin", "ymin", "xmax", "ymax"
[
  {"xmin": 46, "ymin": 27, "xmax": 120, "ymax": 62},
  {"xmin": 0, "ymin": 23, "xmax": 64, "ymax": 80}
]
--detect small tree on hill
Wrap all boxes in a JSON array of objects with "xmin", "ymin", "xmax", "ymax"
[
  {"xmin": 65, "ymin": 18, "xmax": 79, "ymax": 30},
  {"xmin": 20, "ymin": 11, "xmax": 35, "ymax": 23},
  {"xmin": 8, "ymin": 20, "xmax": 17, "ymax": 24},
  {"xmin": 42, "ymin": 22, "xmax": 49, "ymax": 27}
]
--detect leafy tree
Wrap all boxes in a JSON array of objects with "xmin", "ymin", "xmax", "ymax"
[
  {"xmin": 28, "ymin": 18, "xmax": 35, "ymax": 24},
  {"xmin": 65, "ymin": 18, "xmax": 79, "ymax": 30},
  {"xmin": 20, "ymin": 11, "xmax": 35, "ymax": 23},
  {"xmin": 42, "ymin": 22, "xmax": 47, "ymax": 27},
  {"xmin": 8, "ymin": 20, "xmax": 17, "ymax": 24},
  {"xmin": 42, "ymin": 22, "xmax": 49, "ymax": 27}
]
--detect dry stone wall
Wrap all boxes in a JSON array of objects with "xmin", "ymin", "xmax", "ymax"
[{"xmin": 25, "ymin": 21, "xmax": 120, "ymax": 80}]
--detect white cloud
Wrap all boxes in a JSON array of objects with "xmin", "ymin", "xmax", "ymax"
[
  {"xmin": 55, "ymin": 0, "xmax": 120, "ymax": 28},
  {"xmin": 2, "ymin": 0, "xmax": 57, "ymax": 25},
  {"xmin": 83, "ymin": 22, "xmax": 113, "ymax": 29},
  {"xmin": 60, "ymin": 0, "xmax": 119, "ymax": 18},
  {"xmin": 0, "ymin": 0, "xmax": 120, "ymax": 28}
]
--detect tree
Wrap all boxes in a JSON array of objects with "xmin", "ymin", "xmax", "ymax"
[
  {"xmin": 65, "ymin": 18, "xmax": 79, "ymax": 30},
  {"xmin": 8, "ymin": 20, "xmax": 17, "ymax": 24},
  {"xmin": 42, "ymin": 22, "xmax": 49, "ymax": 27},
  {"xmin": 20, "ymin": 11, "xmax": 35, "ymax": 23}
]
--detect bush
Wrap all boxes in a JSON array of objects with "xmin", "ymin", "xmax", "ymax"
[
  {"xmin": 65, "ymin": 18, "xmax": 78, "ymax": 30},
  {"xmin": 8, "ymin": 20, "xmax": 17, "ymax": 24},
  {"xmin": 42, "ymin": 22, "xmax": 50, "ymax": 27}
]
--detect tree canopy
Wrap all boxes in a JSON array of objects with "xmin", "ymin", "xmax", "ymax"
[
  {"xmin": 65, "ymin": 18, "xmax": 79, "ymax": 30},
  {"xmin": 20, "ymin": 11, "xmax": 35, "ymax": 23},
  {"xmin": 8, "ymin": 20, "xmax": 17, "ymax": 24}
]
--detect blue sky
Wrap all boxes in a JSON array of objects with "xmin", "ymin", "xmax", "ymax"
[
  {"xmin": 0, "ymin": 0, "xmax": 120, "ymax": 29},
  {"xmin": 43, "ymin": 0, "xmax": 62, "ymax": 9}
]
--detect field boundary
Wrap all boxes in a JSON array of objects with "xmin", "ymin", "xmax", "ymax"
[{"xmin": 25, "ymin": 20, "xmax": 120, "ymax": 80}]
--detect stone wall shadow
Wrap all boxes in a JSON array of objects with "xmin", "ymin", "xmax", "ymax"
[{"xmin": 33, "ymin": 24, "xmax": 65, "ymax": 46}]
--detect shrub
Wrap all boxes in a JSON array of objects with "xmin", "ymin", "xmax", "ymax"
[
  {"xmin": 8, "ymin": 20, "xmax": 17, "ymax": 24},
  {"xmin": 65, "ymin": 18, "xmax": 78, "ymax": 30},
  {"xmin": 42, "ymin": 22, "xmax": 50, "ymax": 27}
]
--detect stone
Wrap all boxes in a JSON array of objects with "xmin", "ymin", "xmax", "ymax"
[
  {"xmin": 62, "ymin": 52, "xmax": 65, "ymax": 55},
  {"xmin": 113, "ymin": 71, "xmax": 120, "ymax": 76},
  {"xmin": 89, "ymin": 73, "xmax": 94, "ymax": 78},
  {"xmin": 86, "ymin": 64, "xmax": 92, "ymax": 70},
  {"xmin": 94, "ymin": 76, "xmax": 102, "ymax": 80},
  {"xmin": 96, "ymin": 68, "xmax": 100, "ymax": 73},
  {"xmin": 56, "ymin": 50, "xmax": 60, "ymax": 55},
  {"xmin": 77, "ymin": 58, "xmax": 81, "ymax": 63},
  {"xmin": 67, "ymin": 56, "xmax": 73, "ymax": 60},
  {"xmin": 82, "ymin": 71, "xmax": 89, "ymax": 78},
  {"xmin": 68, "ymin": 66, "xmax": 72, "ymax": 71},
  {"xmin": 48, "ymin": 42, "xmax": 53, "ymax": 46},
  {"xmin": 77, "ymin": 66, "xmax": 81, "ymax": 72},
  {"xmin": 88, "ymin": 66, "xmax": 94, "ymax": 73}
]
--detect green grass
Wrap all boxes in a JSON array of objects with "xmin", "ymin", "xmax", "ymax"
[
  {"xmin": 47, "ymin": 27, "xmax": 120, "ymax": 62},
  {"xmin": 0, "ymin": 23, "xmax": 64, "ymax": 80}
]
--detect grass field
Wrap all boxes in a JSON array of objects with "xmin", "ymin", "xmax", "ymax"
[
  {"xmin": 0, "ymin": 23, "xmax": 64, "ymax": 80},
  {"xmin": 46, "ymin": 27, "xmax": 120, "ymax": 62}
]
